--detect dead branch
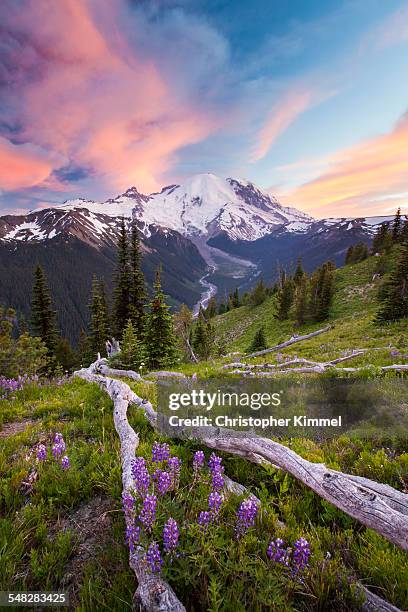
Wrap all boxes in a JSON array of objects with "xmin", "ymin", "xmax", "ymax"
[
  {"xmin": 74, "ymin": 364, "xmax": 185, "ymax": 612},
  {"xmin": 245, "ymin": 326, "xmax": 332, "ymax": 359}
]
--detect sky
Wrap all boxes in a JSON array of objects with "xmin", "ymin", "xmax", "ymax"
[{"xmin": 1, "ymin": 0, "xmax": 408, "ymax": 218}]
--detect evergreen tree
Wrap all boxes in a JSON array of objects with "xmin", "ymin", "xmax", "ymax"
[
  {"xmin": 113, "ymin": 217, "xmax": 131, "ymax": 337},
  {"xmin": 314, "ymin": 263, "xmax": 335, "ymax": 322},
  {"xmin": 375, "ymin": 239, "xmax": 408, "ymax": 322},
  {"xmin": 144, "ymin": 268, "xmax": 177, "ymax": 370},
  {"xmin": 218, "ymin": 300, "xmax": 227, "ymax": 315},
  {"xmin": 129, "ymin": 222, "xmax": 146, "ymax": 337},
  {"xmin": 88, "ymin": 276, "xmax": 110, "ymax": 358},
  {"xmin": 78, "ymin": 328, "xmax": 93, "ymax": 367},
  {"xmin": 0, "ymin": 306, "xmax": 48, "ymax": 377},
  {"xmin": 205, "ymin": 297, "xmax": 217, "ymax": 319},
  {"xmin": 55, "ymin": 337, "xmax": 78, "ymax": 372},
  {"xmin": 174, "ymin": 304, "xmax": 196, "ymax": 361},
  {"xmin": 293, "ymin": 258, "xmax": 305, "ymax": 285},
  {"xmin": 246, "ymin": 326, "xmax": 267, "ymax": 353},
  {"xmin": 345, "ymin": 245, "xmax": 354, "ymax": 265},
  {"xmin": 392, "ymin": 207, "xmax": 402, "ymax": 242},
  {"xmin": 371, "ymin": 223, "xmax": 390, "ymax": 254},
  {"xmin": 120, "ymin": 319, "xmax": 147, "ymax": 369},
  {"xmin": 294, "ymin": 275, "xmax": 308, "ymax": 326},
  {"xmin": 232, "ymin": 287, "xmax": 240, "ymax": 308},
  {"xmin": 193, "ymin": 308, "xmax": 214, "ymax": 360},
  {"xmin": 275, "ymin": 278, "xmax": 295, "ymax": 320},
  {"xmin": 401, "ymin": 218, "xmax": 408, "ymax": 244},
  {"xmin": 251, "ymin": 277, "xmax": 267, "ymax": 306},
  {"xmin": 30, "ymin": 265, "xmax": 58, "ymax": 355}
]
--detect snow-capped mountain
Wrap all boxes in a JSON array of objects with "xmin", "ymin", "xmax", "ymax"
[{"xmin": 138, "ymin": 173, "xmax": 314, "ymax": 240}]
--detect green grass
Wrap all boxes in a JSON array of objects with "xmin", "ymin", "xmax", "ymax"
[{"xmin": 1, "ymin": 378, "xmax": 407, "ymax": 609}]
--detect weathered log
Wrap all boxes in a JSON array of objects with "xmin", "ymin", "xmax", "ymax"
[
  {"xmin": 228, "ymin": 363, "xmax": 408, "ymax": 377},
  {"xmin": 94, "ymin": 359, "xmax": 143, "ymax": 381},
  {"xmin": 358, "ymin": 585, "xmax": 402, "ymax": 612},
  {"xmin": 74, "ymin": 365, "xmax": 185, "ymax": 612},
  {"xmin": 245, "ymin": 326, "xmax": 332, "ymax": 359},
  {"xmin": 146, "ymin": 371, "xmax": 187, "ymax": 379},
  {"xmin": 223, "ymin": 351, "xmax": 366, "ymax": 372}
]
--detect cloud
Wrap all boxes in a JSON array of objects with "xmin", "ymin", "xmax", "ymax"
[
  {"xmin": 0, "ymin": 0, "xmax": 226, "ymax": 197},
  {"xmin": 0, "ymin": 136, "xmax": 63, "ymax": 190},
  {"xmin": 285, "ymin": 111, "xmax": 408, "ymax": 217}
]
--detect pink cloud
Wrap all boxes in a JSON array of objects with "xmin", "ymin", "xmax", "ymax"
[
  {"xmin": 0, "ymin": 136, "xmax": 62, "ymax": 191},
  {"xmin": 0, "ymin": 0, "xmax": 222, "ymax": 195}
]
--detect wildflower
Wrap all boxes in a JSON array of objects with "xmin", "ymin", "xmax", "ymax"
[
  {"xmin": 198, "ymin": 510, "xmax": 212, "ymax": 527},
  {"xmin": 131, "ymin": 457, "xmax": 150, "ymax": 496},
  {"xmin": 125, "ymin": 523, "xmax": 141, "ymax": 553},
  {"xmin": 208, "ymin": 452, "xmax": 224, "ymax": 491},
  {"xmin": 152, "ymin": 442, "xmax": 170, "ymax": 463},
  {"xmin": 208, "ymin": 452, "xmax": 223, "ymax": 472},
  {"xmin": 267, "ymin": 538, "xmax": 290, "ymax": 566},
  {"xmin": 139, "ymin": 494, "xmax": 157, "ymax": 532},
  {"xmin": 235, "ymin": 497, "xmax": 259, "ymax": 538},
  {"xmin": 153, "ymin": 469, "xmax": 172, "ymax": 496},
  {"xmin": 163, "ymin": 518, "xmax": 179, "ymax": 554},
  {"xmin": 146, "ymin": 541, "xmax": 163, "ymax": 573},
  {"xmin": 293, "ymin": 537, "xmax": 311, "ymax": 571},
  {"xmin": 208, "ymin": 491, "xmax": 222, "ymax": 515},
  {"xmin": 36, "ymin": 444, "xmax": 47, "ymax": 461},
  {"xmin": 61, "ymin": 455, "xmax": 70, "ymax": 470},
  {"xmin": 122, "ymin": 491, "xmax": 135, "ymax": 516},
  {"xmin": 167, "ymin": 456, "xmax": 181, "ymax": 489},
  {"xmin": 54, "ymin": 432, "xmax": 64, "ymax": 444},
  {"xmin": 52, "ymin": 433, "xmax": 66, "ymax": 458},
  {"xmin": 193, "ymin": 450, "xmax": 205, "ymax": 475},
  {"xmin": 211, "ymin": 470, "xmax": 224, "ymax": 491}
]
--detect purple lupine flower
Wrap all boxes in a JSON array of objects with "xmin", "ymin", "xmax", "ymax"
[
  {"xmin": 125, "ymin": 523, "xmax": 141, "ymax": 553},
  {"xmin": 167, "ymin": 456, "xmax": 181, "ymax": 489},
  {"xmin": 208, "ymin": 453, "xmax": 223, "ymax": 472},
  {"xmin": 131, "ymin": 457, "xmax": 150, "ymax": 497},
  {"xmin": 52, "ymin": 442, "xmax": 65, "ymax": 458},
  {"xmin": 293, "ymin": 537, "xmax": 311, "ymax": 571},
  {"xmin": 163, "ymin": 518, "xmax": 179, "ymax": 554},
  {"xmin": 193, "ymin": 450, "xmax": 205, "ymax": 475},
  {"xmin": 146, "ymin": 541, "xmax": 163, "ymax": 574},
  {"xmin": 267, "ymin": 538, "xmax": 290, "ymax": 566},
  {"xmin": 208, "ymin": 491, "xmax": 223, "ymax": 515},
  {"xmin": 36, "ymin": 444, "xmax": 47, "ymax": 461},
  {"xmin": 152, "ymin": 442, "xmax": 170, "ymax": 463},
  {"xmin": 198, "ymin": 510, "xmax": 212, "ymax": 527},
  {"xmin": 61, "ymin": 455, "xmax": 70, "ymax": 470},
  {"xmin": 211, "ymin": 470, "xmax": 224, "ymax": 491},
  {"xmin": 122, "ymin": 491, "xmax": 135, "ymax": 516},
  {"xmin": 154, "ymin": 470, "xmax": 172, "ymax": 496},
  {"xmin": 235, "ymin": 497, "xmax": 259, "ymax": 538},
  {"xmin": 54, "ymin": 432, "xmax": 64, "ymax": 444},
  {"xmin": 139, "ymin": 494, "xmax": 157, "ymax": 532}
]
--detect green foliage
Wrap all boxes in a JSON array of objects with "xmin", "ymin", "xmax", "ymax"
[
  {"xmin": 247, "ymin": 326, "xmax": 267, "ymax": 353},
  {"xmin": 88, "ymin": 276, "xmax": 110, "ymax": 359},
  {"xmin": 193, "ymin": 307, "xmax": 214, "ymax": 360},
  {"xmin": 0, "ymin": 306, "xmax": 48, "ymax": 377},
  {"xmin": 30, "ymin": 265, "xmax": 58, "ymax": 355},
  {"xmin": 113, "ymin": 217, "xmax": 131, "ymax": 338},
  {"xmin": 250, "ymin": 277, "xmax": 267, "ymax": 306},
  {"xmin": 115, "ymin": 319, "xmax": 146, "ymax": 370},
  {"xmin": 129, "ymin": 222, "xmax": 147, "ymax": 337},
  {"xmin": 275, "ymin": 277, "xmax": 295, "ymax": 321},
  {"xmin": 376, "ymin": 240, "xmax": 408, "ymax": 322},
  {"xmin": 144, "ymin": 268, "xmax": 177, "ymax": 370},
  {"xmin": 345, "ymin": 242, "xmax": 368, "ymax": 265}
]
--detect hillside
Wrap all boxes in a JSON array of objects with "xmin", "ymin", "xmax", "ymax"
[{"xmin": 209, "ymin": 251, "xmax": 408, "ymax": 367}]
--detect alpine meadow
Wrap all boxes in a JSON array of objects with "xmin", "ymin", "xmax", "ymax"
[{"xmin": 1, "ymin": 1, "xmax": 408, "ymax": 611}]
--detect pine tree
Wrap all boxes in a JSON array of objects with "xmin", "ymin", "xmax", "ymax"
[
  {"xmin": 246, "ymin": 326, "xmax": 267, "ymax": 353},
  {"xmin": 293, "ymin": 258, "xmax": 305, "ymax": 285},
  {"xmin": 314, "ymin": 263, "xmax": 335, "ymax": 322},
  {"xmin": 193, "ymin": 308, "xmax": 213, "ymax": 360},
  {"xmin": 120, "ymin": 319, "xmax": 147, "ymax": 369},
  {"xmin": 375, "ymin": 239, "xmax": 408, "ymax": 322},
  {"xmin": 294, "ymin": 275, "xmax": 308, "ymax": 326},
  {"xmin": 275, "ymin": 278, "xmax": 295, "ymax": 320},
  {"xmin": 30, "ymin": 265, "xmax": 58, "ymax": 355},
  {"xmin": 129, "ymin": 222, "xmax": 146, "ymax": 337},
  {"xmin": 218, "ymin": 300, "xmax": 227, "ymax": 315},
  {"xmin": 88, "ymin": 276, "xmax": 110, "ymax": 358},
  {"xmin": 113, "ymin": 217, "xmax": 131, "ymax": 338},
  {"xmin": 345, "ymin": 245, "xmax": 354, "ymax": 265},
  {"xmin": 232, "ymin": 287, "xmax": 240, "ymax": 308},
  {"xmin": 392, "ymin": 207, "xmax": 402, "ymax": 242},
  {"xmin": 78, "ymin": 328, "xmax": 93, "ymax": 367},
  {"xmin": 371, "ymin": 223, "xmax": 390, "ymax": 254},
  {"xmin": 144, "ymin": 268, "xmax": 177, "ymax": 370},
  {"xmin": 205, "ymin": 297, "xmax": 217, "ymax": 319},
  {"xmin": 401, "ymin": 218, "xmax": 408, "ymax": 243},
  {"xmin": 251, "ymin": 277, "xmax": 267, "ymax": 306}
]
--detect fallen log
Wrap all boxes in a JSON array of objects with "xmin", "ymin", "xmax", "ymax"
[
  {"xmin": 227, "ymin": 363, "xmax": 408, "ymax": 377},
  {"xmin": 223, "ymin": 351, "xmax": 365, "ymax": 371},
  {"xmin": 245, "ymin": 326, "xmax": 332, "ymax": 359},
  {"xmin": 75, "ymin": 362, "xmax": 406, "ymax": 610},
  {"xmin": 74, "ymin": 365, "xmax": 185, "ymax": 612}
]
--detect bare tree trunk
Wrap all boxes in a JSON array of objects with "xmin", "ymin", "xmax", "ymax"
[
  {"xmin": 245, "ymin": 325, "xmax": 332, "ymax": 359},
  {"xmin": 74, "ymin": 364, "xmax": 185, "ymax": 612}
]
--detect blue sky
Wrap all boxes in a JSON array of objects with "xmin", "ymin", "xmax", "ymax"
[{"xmin": 1, "ymin": 0, "xmax": 408, "ymax": 217}]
